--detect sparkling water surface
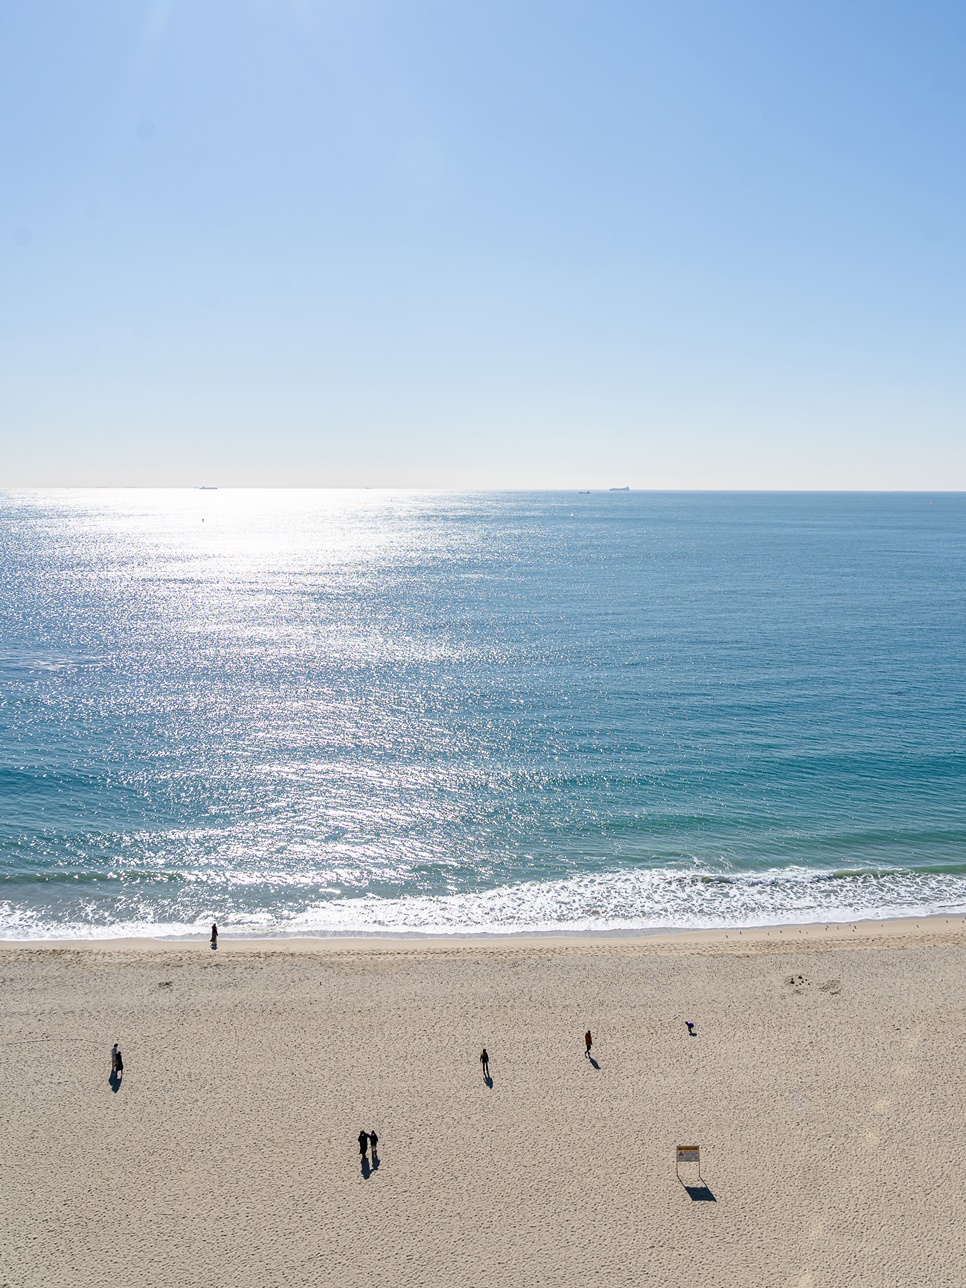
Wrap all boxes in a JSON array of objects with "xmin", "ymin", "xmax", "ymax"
[{"xmin": 1, "ymin": 489, "xmax": 965, "ymax": 938}]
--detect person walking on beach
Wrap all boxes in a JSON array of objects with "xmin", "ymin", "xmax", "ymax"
[
  {"xmin": 685, "ymin": 1019, "xmax": 696, "ymax": 1036},
  {"xmin": 480, "ymin": 1048, "xmax": 490, "ymax": 1079},
  {"xmin": 369, "ymin": 1130, "xmax": 378, "ymax": 1158},
  {"xmin": 210, "ymin": 923, "xmax": 218, "ymax": 948},
  {"xmin": 358, "ymin": 1130, "xmax": 369, "ymax": 1160},
  {"xmin": 111, "ymin": 1043, "xmax": 123, "ymax": 1076},
  {"xmin": 584, "ymin": 1030, "xmax": 593, "ymax": 1057}
]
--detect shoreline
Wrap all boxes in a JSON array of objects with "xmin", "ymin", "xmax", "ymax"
[{"xmin": 6, "ymin": 909, "xmax": 966, "ymax": 953}]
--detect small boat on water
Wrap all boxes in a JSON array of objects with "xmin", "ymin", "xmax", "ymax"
[
  {"xmin": 198, "ymin": 486, "xmax": 218, "ymax": 490},
  {"xmin": 608, "ymin": 486, "xmax": 630, "ymax": 492}
]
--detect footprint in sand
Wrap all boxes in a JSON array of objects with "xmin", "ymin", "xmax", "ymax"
[
  {"xmin": 819, "ymin": 979, "xmax": 842, "ymax": 994},
  {"xmin": 784, "ymin": 974, "xmax": 810, "ymax": 992}
]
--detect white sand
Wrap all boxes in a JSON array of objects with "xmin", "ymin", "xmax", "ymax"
[{"xmin": 3, "ymin": 918, "xmax": 966, "ymax": 1287}]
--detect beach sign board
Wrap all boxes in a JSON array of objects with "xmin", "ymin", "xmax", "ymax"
[{"xmin": 676, "ymin": 1145, "xmax": 700, "ymax": 1165}]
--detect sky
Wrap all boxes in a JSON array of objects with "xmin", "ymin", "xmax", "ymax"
[{"xmin": 2, "ymin": 0, "xmax": 966, "ymax": 489}]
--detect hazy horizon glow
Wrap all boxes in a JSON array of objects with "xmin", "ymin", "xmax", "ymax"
[{"xmin": 3, "ymin": 1, "xmax": 966, "ymax": 488}]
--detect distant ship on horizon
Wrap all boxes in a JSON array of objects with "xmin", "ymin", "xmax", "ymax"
[
  {"xmin": 198, "ymin": 486, "xmax": 218, "ymax": 490},
  {"xmin": 608, "ymin": 486, "xmax": 630, "ymax": 491}
]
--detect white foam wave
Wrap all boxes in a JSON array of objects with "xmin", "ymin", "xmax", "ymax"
[{"xmin": 4, "ymin": 864, "xmax": 966, "ymax": 940}]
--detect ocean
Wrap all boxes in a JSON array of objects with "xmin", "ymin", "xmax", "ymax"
[{"xmin": 1, "ymin": 488, "xmax": 965, "ymax": 939}]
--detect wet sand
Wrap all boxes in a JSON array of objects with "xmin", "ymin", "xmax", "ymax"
[{"xmin": 3, "ymin": 918, "xmax": 966, "ymax": 1287}]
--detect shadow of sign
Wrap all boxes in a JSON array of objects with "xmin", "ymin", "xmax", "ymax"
[{"xmin": 682, "ymin": 1183, "xmax": 716, "ymax": 1202}]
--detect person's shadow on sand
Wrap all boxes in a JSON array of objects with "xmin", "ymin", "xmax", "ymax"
[
  {"xmin": 361, "ymin": 1156, "xmax": 371, "ymax": 1179},
  {"xmin": 483, "ymin": 1073, "xmax": 493, "ymax": 1089},
  {"xmin": 108, "ymin": 1069, "xmax": 122, "ymax": 1094},
  {"xmin": 370, "ymin": 1146, "xmax": 379, "ymax": 1172},
  {"xmin": 587, "ymin": 1056, "xmax": 600, "ymax": 1070}
]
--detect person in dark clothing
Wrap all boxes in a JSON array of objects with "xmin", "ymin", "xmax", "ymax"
[
  {"xmin": 111, "ymin": 1043, "xmax": 123, "ymax": 1075},
  {"xmin": 210, "ymin": 923, "xmax": 218, "ymax": 948},
  {"xmin": 686, "ymin": 1020, "xmax": 696, "ymax": 1036},
  {"xmin": 480, "ymin": 1048, "xmax": 490, "ymax": 1079},
  {"xmin": 369, "ymin": 1131, "xmax": 378, "ymax": 1158},
  {"xmin": 584, "ymin": 1030, "xmax": 593, "ymax": 1057},
  {"xmin": 358, "ymin": 1130, "xmax": 369, "ymax": 1158}
]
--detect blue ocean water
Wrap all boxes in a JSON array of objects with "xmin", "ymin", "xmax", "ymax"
[{"xmin": 1, "ymin": 488, "xmax": 965, "ymax": 939}]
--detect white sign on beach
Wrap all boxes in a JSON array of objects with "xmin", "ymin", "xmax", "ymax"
[{"xmin": 676, "ymin": 1145, "xmax": 701, "ymax": 1165}]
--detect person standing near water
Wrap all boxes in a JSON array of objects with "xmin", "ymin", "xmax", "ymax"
[
  {"xmin": 584, "ymin": 1030, "xmax": 593, "ymax": 1057},
  {"xmin": 480, "ymin": 1048, "xmax": 490, "ymax": 1079},
  {"xmin": 210, "ymin": 923, "xmax": 218, "ymax": 948}
]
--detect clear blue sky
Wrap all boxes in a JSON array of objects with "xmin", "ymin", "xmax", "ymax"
[{"xmin": 3, "ymin": 1, "xmax": 965, "ymax": 487}]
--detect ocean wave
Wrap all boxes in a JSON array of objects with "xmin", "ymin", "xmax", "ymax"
[{"xmin": 4, "ymin": 863, "xmax": 966, "ymax": 940}]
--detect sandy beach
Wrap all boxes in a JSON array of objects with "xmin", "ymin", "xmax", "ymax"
[{"xmin": 3, "ymin": 919, "xmax": 966, "ymax": 1287}]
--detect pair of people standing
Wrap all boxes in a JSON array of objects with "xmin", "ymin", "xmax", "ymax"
[
  {"xmin": 110, "ymin": 1043, "xmax": 123, "ymax": 1077},
  {"xmin": 357, "ymin": 1130, "xmax": 379, "ymax": 1159}
]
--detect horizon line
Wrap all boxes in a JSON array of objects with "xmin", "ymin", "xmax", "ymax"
[{"xmin": 1, "ymin": 485, "xmax": 964, "ymax": 496}]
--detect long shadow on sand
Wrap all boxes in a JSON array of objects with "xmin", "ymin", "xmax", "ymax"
[
  {"xmin": 361, "ymin": 1156, "xmax": 371, "ymax": 1180},
  {"xmin": 587, "ymin": 1056, "xmax": 600, "ymax": 1070},
  {"xmin": 483, "ymin": 1074, "xmax": 493, "ymax": 1089},
  {"xmin": 108, "ymin": 1070, "xmax": 122, "ymax": 1094},
  {"xmin": 681, "ymin": 1183, "xmax": 716, "ymax": 1202}
]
